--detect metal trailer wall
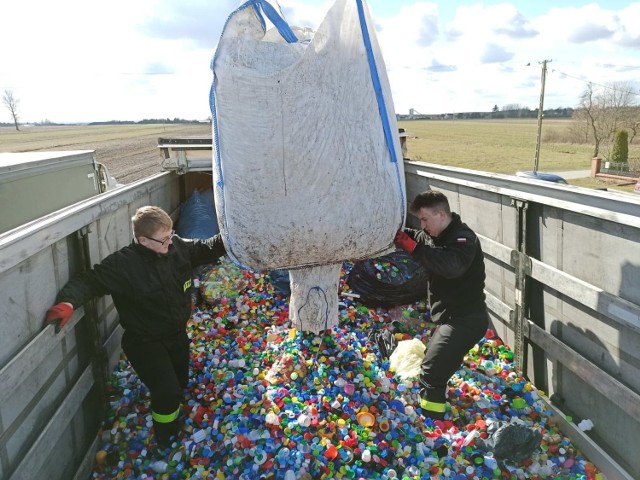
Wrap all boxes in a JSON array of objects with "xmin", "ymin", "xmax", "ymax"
[
  {"xmin": 0, "ymin": 172, "xmax": 181, "ymax": 480},
  {"xmin": 404, "ymin": 161, "xmax": 640, "ymax": 480}
]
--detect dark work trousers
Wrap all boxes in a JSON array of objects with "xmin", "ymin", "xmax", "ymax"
[
  {"xmin": 419, "ymin": 310, "xmax": 489, "ymax": 416},
  {"xmin": 122, "ymin": 331, "xmax": 190, "ymax": 441}
]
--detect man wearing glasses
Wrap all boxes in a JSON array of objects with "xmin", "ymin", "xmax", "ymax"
[{"xmin": 44, "ymin": 206, "xmax": 226, "ymax": 450}]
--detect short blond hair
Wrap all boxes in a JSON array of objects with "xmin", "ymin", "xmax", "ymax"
[{"xmin": 131, "ymin": 206, "xmax": 172, "ymax": 238}]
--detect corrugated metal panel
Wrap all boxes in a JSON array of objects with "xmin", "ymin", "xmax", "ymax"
[{"xmin": 404, "ymin": 161, "xmax": 640, "ymax": 479}]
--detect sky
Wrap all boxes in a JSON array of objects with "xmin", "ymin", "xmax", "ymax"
[{"xmin": 1, "ymin": 0, "xmax": 639, "ymax": 124}]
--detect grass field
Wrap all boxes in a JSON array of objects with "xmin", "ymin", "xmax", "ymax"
[
  {"xmin": 399, "ymin": 118, "xmax": 597, "ymax": 172},
  {"xmin": 398, "ymin": 118, "xmax": 639, "ymax": 193}
]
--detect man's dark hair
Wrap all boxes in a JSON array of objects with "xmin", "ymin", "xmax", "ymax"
[{"xmin": 409, "ymin": 190, "xmax": 451, "ymax": 215}]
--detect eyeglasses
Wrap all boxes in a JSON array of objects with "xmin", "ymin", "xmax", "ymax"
[{"xmin": 146, "ymin": 230, "xmax": 174, "ymax": 246}]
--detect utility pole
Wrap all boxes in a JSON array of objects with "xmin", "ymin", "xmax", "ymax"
[{"xmin": 533, "ymin": 59, "xmax": 551, "ymax": 173}]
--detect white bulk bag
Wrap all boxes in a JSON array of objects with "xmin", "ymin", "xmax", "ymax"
[{"xmin": 210, "ymin": 0, "xmax": 405, "ymax": 332}]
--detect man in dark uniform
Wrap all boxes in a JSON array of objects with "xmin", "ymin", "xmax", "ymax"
[
  {"xmin": 45, "ymin": 206, "xmax": 226, "ymax": 449},
  {"xmin": 394, "ymin": 190, "xmax": 488, "ymax": 421}
]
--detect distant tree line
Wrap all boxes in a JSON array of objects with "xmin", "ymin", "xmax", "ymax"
[
  {"xmin": 495, "ymin": 105, "xmax": 574, "ymax": 119},
  {"xmin": 1, "ymin": 118, "xmax": 207, "ymax": 127},
  {"xmin": 398, "ymin": 106, "xmax": 574, "ymax": 121},
  {"xmin": 89, "ymin": 118, "xmax": 206, "ymax": 126}
]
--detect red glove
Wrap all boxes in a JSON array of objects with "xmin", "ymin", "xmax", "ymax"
[
  {"xmin": 46, "ymin": 302, "xmax": 74, "ymax": 331},
  {"xmin": 394, "ymin": 230, "xmax": 417, "ymax": 253}
]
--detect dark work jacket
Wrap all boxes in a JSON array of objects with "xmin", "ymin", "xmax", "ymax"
[
  {"xmin": 57, "ymin": 235, "xmax": 226, "ymax": 341},
  {"xmin": 405, "ymin": 213, "xmax": 487, "ymax": 323}
]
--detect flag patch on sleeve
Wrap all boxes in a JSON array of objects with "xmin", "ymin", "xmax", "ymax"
[{"xmin": 456, "ymin": 237, "xmax": 467, "ymax": 243}]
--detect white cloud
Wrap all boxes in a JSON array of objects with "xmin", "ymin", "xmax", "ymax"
[
  {"xmin": 613, "ymin": 3, "xmax": 640, "ymax": 47},
  {"xmin": 382, "ymin": 2, "xmax": 640, "ymax": 114},
  {"xmin": 1, "ymin": 0, "xmax": 638, "ymax": 123}
]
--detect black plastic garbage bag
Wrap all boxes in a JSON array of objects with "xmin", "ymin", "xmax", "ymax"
[
  {"xmin": 367, "ymin": 328, "xmax": 398, "ymax": 360},
  {"xmin": 475, "ymin": 421, "xmax": 542, "ymax": 462},
  {"xmin": 268, "ymin": 269, "xmax": 291, "ymax": 296},
  {"xmin": 347, "ymin": 251, "xmax": 430, "ymax": 308}
]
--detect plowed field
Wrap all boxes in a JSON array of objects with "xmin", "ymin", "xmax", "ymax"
[{"xmin": 1, "ymin": 123, "xmax": 211, "ymax": 184}]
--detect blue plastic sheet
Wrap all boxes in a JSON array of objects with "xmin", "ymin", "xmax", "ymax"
[{"xmin": 176, "ymin": 189, "xmax": 219, "ymax": 240}]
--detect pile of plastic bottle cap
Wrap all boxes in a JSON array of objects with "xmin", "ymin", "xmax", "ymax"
[{"xmin": 91, "ymin": 260, "xmax": 604, "ymax": 480}]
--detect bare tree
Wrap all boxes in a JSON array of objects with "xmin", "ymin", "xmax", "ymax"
[
  {"xmin": 568, "ymin": 106, "xmax": 590, "ymax": 143},
  {"xmin": 3, "ymin": 90, "xmax": 20, "ymax": 131},
  {"xmin": 620, "ymin": 105, "xmax": 640, "ymax": 143},
  {"xmin": 576, "ymin": 83, "xmax": 602, "ymax": 157},
  {"xmin": 502, "ymin": 103, "xmax": 527, "ymax": 118},
  {"xmin": 574, "ymin": 81, "xmax": 639, "ymax": 158},
  {"xmin": 601, "ymin": 81, "xmax": 639, "ymax": 158}
]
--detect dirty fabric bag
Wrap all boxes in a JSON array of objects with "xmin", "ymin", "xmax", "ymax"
[
  {"xmin": 475, "ymin": 421, "xmax": 542, "ymax": 462},
  {"xmin": 210, "ymin": 0, "xmax": 405, "ymax": 332}
]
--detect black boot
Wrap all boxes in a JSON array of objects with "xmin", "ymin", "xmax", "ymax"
[
  {"xmin": 419, "ymin": 395, "xmax": 446, "ymax": 422},
  {"xmin": 154, "ymin": 419, "xmax": 180, "ymax": 451}
]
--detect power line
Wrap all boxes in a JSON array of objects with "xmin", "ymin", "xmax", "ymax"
[{"xmin": 547, "ymin": 67, "xmax": 640, "ymax": 98}]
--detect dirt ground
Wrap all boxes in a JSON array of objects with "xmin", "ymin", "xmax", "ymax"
[
  {"xmin": 1, "ymin": 124, "xmax": 212, "ymax": 184},
  {"xmin": 95, "ymin": 125, "xmax": 212, "ymax": 184}
]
